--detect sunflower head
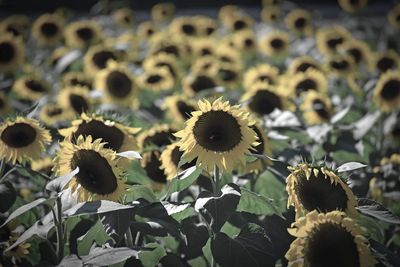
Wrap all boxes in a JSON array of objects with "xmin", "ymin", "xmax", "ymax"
[
  {"xmin": 84, "ymin": 45, "xmax": 119, "ymax": 77},
  {"xmin": 183, "ymin": 73, "xmax": 217, "ymax": 96},
  {"xmin": 373, "ymin": 70, "xmax": 400, "ymax": 113},
  {"xmin": 196, "ymin": 15, "xmax": 217, "ymax": 37},
  {"xmin": 62, "ymin": 72, "xmax": 92, "ymax": 90},
  {"xmin": 338, "ymin": 0, "xmax": 368, "ymax": 13},
  {"xmin": 288, "ymin": 69, "xmax": 328, "ymax": 97},
  {"xmin": 243, "ymin": 63, "xmax": 279, "ymax": 90},
  {"xmin": 160, "ymin": 142, "xmax": 197, "ymax": 180},
  {"xmin": 373, "ymin": 50, "xmax": 399, "ymax": 74},
  {"xmin": 175, "ymin": 98, "xmax": 258, "ymax": 172},
  {"xmin": 0, "ymin": 15, "xmax": 30, "ymax": 38},
  {"xmin": 141, "ymin": 151, "xmax": 168, "ymax": 187},
  {"xmin": 64, "ymin": 20, "xmax": 102, "ymax": 48},
  {"xmin": 0, "ymin": 117, "xmax": 51, "ymax": 164},
  {"xmin": 339, "ymin": 39, "xmax": 371, "ymax": 67},
  {"xmin": 225, "ymin": 14, "xmax": 254, "ymax": 32},
  {"xmin": 169, "ymin": 17, "xmax": 199, "ymax": 37},
  {"xmin": 261, "ymin": 5, "xmax": 281, "ymax": 23},
  {"xmin": 54, "ymin": 135, "xmax": 126, "ymax": 202},
  {"xmin": 137, "ymin": 21, "xmax": 158, "ymax": 39},
  {"xmin": 162, "ymin": 95, "xmax": 197, "ymax": 125},
  {"xmin": 39, "ymin": 103, "xmax": 73, "ymax": 126},
  {"xmin": 388, "ymin": 5, "xmax": 400, "ymax": 30},
  {"xmin": 285, "ymin": 9, "xmax": 313, "ymax": 36},
  {"xmin": 58, "ymin": 86, "xmax": 92, "ymax": 115},
  {"xmin": 151, "ymin": 3, "xmax": 175, "ymax": 22},
  {"xmin": 260, "ymin": 30, "xmax": 289, "ymax": 60},
  {"xmin": 231, "ymin": 29, "xmax": 257, "ymax": 54},
  {"xmin": 143, "ymin": 52, "xmax": 179, "ymax": 80},
  {"xmin": 300, "ymin": 91, "xmax": 333, "ymax": 125},
  {"xmin": 0, "ymin": 34, "xmax": 24, "ymax": 73},
  {"xmin": 139, "ymin": 66, "xmax": 175, "ymax": 92},
  {"xmin": 286, "ymin": 210, "xmax": 376, "ymax": 267},
  {"xmin": 113, "ymin": 7, "xmax": 135, "ymax": 27},
  {"xmin": 138, "ymin": 124, "xmax": 176, "ymax": 150},
  {"xmin": 288, "ymin": 56, "xmax": 322, "ymax": 74},
  {"xmin": 31, "ymin": 157, "xmax": 54, "ymax": 177},
  {"xmin": 286, "ymin": 163, "xmax": 358, "ymax": 218},
  {"xmin": 13, "ymin": 75, "xmax": 50, "ymax": 102},
  {"xmin": 32, "ymin": 13, "xmax": 64, "ymax": 46},
  {"xmin": 316, "ymin": 25, "xmax": 352, "ymax": 55},
  {"xmin": 326, "ymin": 54, "xmax": 355, "ymax": 77}
]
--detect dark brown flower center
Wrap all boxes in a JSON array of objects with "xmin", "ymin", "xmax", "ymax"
[
  {"xmin": 347, "ymin": 48, "xmax": 362, "ymax": 63},
  {"xmin": 70, "ymin": 149, "xmax": 118, "ymax": 195},
  {"xmin": 143, "ymin": 129, "xmax": 174, "ymax": 147},
  {"xmin": 270, "ymin": 38, "xmax": 284, "ymax": 50},
  {"xmin": 191, "ymin": 75, "xmax": 216, "ymax": 93},
  {"xmin": 330, "ymin": 59, "xmax": 349, "ymax": 71},
  {"xmin": 218, "ymin": 69, "xmax": 237, "ymax": 82},
  {"xmin": 171, "ymin": 146, "xmax": 195, "ymax": 170},
  {"xmin": 176, "ymin": 100, "xmax": 196, "ymax": 120},
  {"xmin": 296, "ymin": 62, "xmax": 317, "ymax": 73},
  {"xmin": 6, "ymin": 25, "xmax": 20, "ymax": 36},
  {"xmin": 380, "ymin": 79, "xmax": 400, "ymax": 100},
  {"xmin": 1, "ymin": 123, "xmax": 37, "ymax": 148},
  {"xmin": 69, "ymin": 78, "xmax": 92, "ymax": 89},
  {"xmin": 92, "ymin": 50, "xmax": 117, "ymax": 70},
  {"xmin": 250, "ymin": 125, "xmax": 264, "ymax": 154},
  {"xmin": 181, "ymin": 24, "xmax": 196, "ymax": 35},
  {"xmin": 193, "ymin": 110, "xmax": 242, "ymax": 152},
  {"xmin": 349, "ymin": 0, "xmax": 360, "ymax": 5},
  {"xmin": 244, "ymin": 38, "xmax": 254, "ymax": 47},
  {"xmin": 305, "ymin": 223, "xmax": 360, "ymax": 267},
  {"xmin": 233, "ymin": 19, "xmax": 246, "ymax": 30},
  {"xmin": 155, "ymin": 62, "xmax": 176, "ymax": 78},
  {"xmin": 25, "ymin": 79, "xmax": 47, "ymax": 93},
  {"xmin": 312, "ymin": 99, "xmax": 330, "ymax": 120},
  {"xmin": 156, "ymin": 45, "xmax": 179, "ymax": 57},
  {"xmin": 40, "ymin": 22, "xmax": 59, "ymax": 37},
  {"xmin": 257, "ymin": 75, "xmax": 275, "ymax": 85},
  {"xmin": 46, "ymin": 107, "xmax": 63, "ymax": 116},
  {"xmin": 294, "ymin": 17, "xmax": 307, "ymax": 29},
  {"xmin": 146, "ymin": 74, "xmax": 163, "ymax": 84},
  {"xmin": 377, "ymin": 57, "xmax": 396, "ymax": 73},
  {"xmin": 106, "ymin": 70, "xmax": 132, "ymax": 98},
  {"xmin": 294, "ymin": 167, "xmax": 349, "ymax": 213},
  {"xmin": 296, "ymin": 78, "xmax": 317, "ymax": 95},
  {"xmin": 327, "ymin": 37, "xmax": 344, "ymax": 50},
  {"xmin": 0, "ymin": 42, "xmax": 15, "ymax": 63},
  {"xmin": 0, "ymin": 97, "xmax": 4, "ymax": 109},
  {"xmin": 69, "ymin": 94, "xmax": 89, "ymax": 113},
  {"xmin": 206, "ymin": 27, "xmax": 215, "ymax": 35},
  {"xmin": 72, "ymin": 120, "xmax": 124, "ymax": 151},
  {"xmin": 143, "ymin": 151, "xmax": 167, "ymax": 184},
  {"xmin": 76, "ymin": 27, "xmax": 94, "ymax": 41},
  {"xmin": 249, "ymin": 90, "xmax": 282, "ymax": 116}
]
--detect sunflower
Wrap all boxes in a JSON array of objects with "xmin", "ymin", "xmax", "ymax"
[
  {"xmin": 262, "ymin": 0, "xmax": 281, "ymax": 5},
  {"xmin": 286, "ymin": 69, "xmax": 328, "ymax": 97},
  {"xmin": 57, "ymin": 86, "xmax": 91, "ymax": 115},
  {"xmin": 139, "ymin": 66, "xmax": 175, "ymax": 91},
  {"xmin": 0, "ymin": 92, "xmax": 11, "ymax": 117},
  {"xmin": 286, "ymin": 163, "xmax": 357, "ymax": 218},
  {"xmin": 388, "ymin": 5, "xmax": 400, "ymax": 30},
  {"xmin": 95, "ymin": 61, "xmax": 138, "ymax": 109},
  {"xmin": 191, "ymin": 38, "xmax": 216, "ymax": 59},
  {"xmin": 215, "ymin": 44, "xmax": 242, "ymax": 67},
  {"xmin": 0, "ymin": 117, "xmax": 51, "ymax": 164},
  {"xmin": 286, "ymin": 210, "xmax": 375, "ymax": 267},
  {"xmin": 174, "ymin": 98, "xmax": 258, "ymax": 172},
  {"xmin": 62, "ymin": 72, "xmax": 92, "ymax": 90},
  {"xmin": 169, "ymin": 17, "xmax": 199, "ymax": 37},
  {"xmin": 151, "ymin": 2, "xmax": 175, "ymax": 22},
  {"xmin": 183, "ymin": 73, "xmax": 217, "ymax": 96},
  {"xmin": 83, "ymin": 45, "xmax": 119, "ymax": 77},
  {"xmin": 339, "ymin": 39, "xmax": 372, "ymax": 68},
  {"xmin": 372, "ymin": 50, "xmax": 399, "ymax": 74},
  {"xmin": 285, "ymin": 9, "xmax": 313, "ymax": 36},
  {"xmin": 225, "ymin": 14, "xmax": 255, "ymax": 32},
  {"xmin": 49, "ymin": 46, "xmax": 71, "ymax": 69},
  {"xmin": 231, "ymin": 30, "xmax": 258, "ymax": 55},
  {"xmin": 39, "ymin": 103, "xmax": 73, "ymax": 126},
  {"xmin": 140, "ymin": 151, "xmax": 168, "ymax": 189},
  {"xmin": 243, "ymin": 63, "xmax": 279, "ymax": 90},
  {"xmin": 59, "ymin": 112, "xmax": 140, "ymax": 153},
  {"xmin": 287, "ymin": 56, "xmax": 322, "ymax": 74},
  {"xmin": 316, "ymin": 26, "xmax": 352, "ymax": 55},
  {"xmin": 31, "ymin": 157, "xmax": 54, "ymax": 177},
  {"xmin": 32, "ymin": 13, "xmax": 64, "ymax": 46},
  {"xmin": 300, "ymin": 91, "xmax": 333, "ymax": 125},
  {"xmin": 13, "ymin": 75, "xmax": 50, "ymax": 102},
  {"xmin": 162, "ymin": 95, "xmax": 197, "ymax": 125},
  {"xmin": 259, "ymin": 31, "xmax": 289, "ymax": 60},
  {"xmin": 0, "ymin": 34, "xmax": 24, "ymax": 73},
  {"xmin": 338, "ymin": 0, "xmax": 368, "ymax": 13},
  {"xmin": 54, "ymin": 136, "xmax": 126, "ymax": 202},
  {"xmin": 143, "ymin": 52, "xmax": 179, "ymax": 81},
  {"xmin": 149, "ymin": 37, "xmax": 185, "ymax": 60},
  {"xmin": 196, "ymin": 16, "xmax": 217, "ymax": 36},
  {"xmin": 64, "ymin": 20, "xmax": 102, "ymax": 49},
  {"xmin": 241, "ymin": 82, "xmax": 292, "ymax": 116},
  {"xmin": 214, "ymin": 63, "xmax": 241, "ymax": 89},
  {"xmin": 113, "ymin": 7, "xmax": 134, "ymax": 27},
  {"xmin": 218, "ymin": 5, "xmax": 240, "ymax": 24},
  {"xmin": 326, "ymin": 54, "xmax": 355, "ymax": 77},
  {"xmin": 373, "ymin": 70, "xmax": 400, "ymax": 112},
  {"xmin": 261, "ymin": 6, "xmax": 281, "ymax": 23},
  {"xmin": 138, "ymin": 124, "xmax": 176, "ymax": 150},
  {"xmin": 0, "ymin": 15, "xmax": 30, "ymax": 38},
  {"xmin": 137, "ymin": 21, "xmax": 158, "ymax": 39},
  {"xmin": 190, "ymin": 56, "xmax": 219, "ymax": 75}
]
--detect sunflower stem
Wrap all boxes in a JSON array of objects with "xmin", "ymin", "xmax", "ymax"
[
  {"xmin": 0, "ymin": 159, "xmax": 5, "ymax": 180},
  {"xmin": 125, "ymin": 226, "xmax": 134, "ymax": 248},
  {"xmin": 0, "ymin": 166, "xmax": 15, "ymax": 184},
  {"xmin": 213, "ymin": 166, "xmax": 220, "ymax": 195},
  {"xmin": 52, "ymin": 196, "xmax": 64, "ymax": 262}
]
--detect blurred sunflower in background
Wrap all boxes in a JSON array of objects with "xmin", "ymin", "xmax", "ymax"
[
  {"xmin": 13, "ymin": 75, "xmax": 50, "ymax": 102},
  {"xmin": 0, "ymin": 34, "xmax": 24, "ymax": 73},
  {"xmin": 0, "ymin": 15, "xmax": 30, "ymax": 38},
  {"xmin": 259, "ymin": 30, "xmax": 289, "ymax": 61},
  {"xmin": 113, "ymin": 7, "xmax": 134, "ymax": 27},
  {"xmin": 57, "ymin": 86, "xmax": 91, "ymax": 115},
  {"xmin": 31, "ymin": 157, "xmax": 54, "ymax": 177},
  {"xmin": 243, "ymin": 63, "xmax": 279, "ymax": 90},
  {"xmin": 83, "ymin": 45, "xmax": 119, "ymax": 77},
  {"xmin": 54, "ymin": 135, "xmax": 126, "ymax": 202},
  {"xmin": 141, "ymin": 150, "xmax": 168, "ymax": 189},
  {"xmin": 300, "ymin": 91, "xmax": 333, "ymax": 125},
  {"xmin": 285, "ymin": 9, "xmax": 313, "ymax": 36},
  {"xmin": 261, "ymin": 5, "xmax": 281, "ymax": 24},
  {"xmin": 286, "ymin": 69, "xmax": 327, "ymax": 97},
  {"xmin": 183, "ymin": 73, "xmax": 217, "ymax": 96},
  {"xmin": 0, "ymin": 92, "xmax": 11, "ymax": 116},
  {"xmin": 175, "ymin": 98, "xmax": 258, "ymax": 172},
  {"xmin": 151, "ymin": 2, "xmax": 175, "ymax": 22},
  {"xmin": 338, "ymin": 0, "xmax": 368, "ymax": 13},
  {"xmin": 64, "ymin": 20, "xmax": 102, "ymax": 48},
  {"xmin": 287, "ymin": 56, "xmax": 322, "ymax": 74},
  {"xmin": 162, "ymin": 95, "xmax": 197, "ymax": 125},
  {"xmin": 388, "ymin": 4, "xmax": 400, "ymax": 30},
  {"xmin": 339, "ymin": 38, "xmax": 372, "ymax": 70},
  {"xmin": 62, "ymin": 71, "xmax": 92, "ymax": 90},
  {"xmin": 373, "ymin": 70, "xmax": 400, "ymax": 112},
  {"xmin": 139, "ymin": 66, "xmax": 175, "ymax": 91},
  {"xmin": 326, "ymin": 54, "xmax": 355, "ymax": 77},
  {"xmin": 316, "ymin": 25, "xmax": 352, "ymax": 55},
  {"xmin": 372, "ymin": 50, "xmax": 399, "ymax": 74},
  {"xmin": 138, "ymin": 124, "xmax": 176, "ymax": 150},
  {"xmin": 286, "ymin": 210, "xmax": 375, "ymax": 267},
  {"xmin": 32, "ymin": 13, "xmax": 64, "ymax": 46},
  {"xmin": 0, "ymin": 117, "xmax": 51, "ymax": 164},
  {"xmin": 39, "ymin": 103, "xmax": 72, "ymax": 126},
  {"xmin": 286, "ymin": 163, "xmax": 357, "ymax": 218}
]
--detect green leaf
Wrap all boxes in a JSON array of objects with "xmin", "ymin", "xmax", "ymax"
[
  {"xmin": 357, "ymin": 198, "xmax": 400, "ymax": 224},
  {"xmin": 82, "ymin": 247, "xmax": 138, "ymax": 266},
  {"xmin": 164, "ymin": 166, "xmax": 202, "ymax": 199},
  {"xmin": 125, "ymin": 185, "xmax": 158, "ymax": 203},
  {"xmin": 237, "ymin": 187, "xmax": 282, "ymax": 217},
  {"xmin": 77, "ymin": 220, "xmax": 111, "ymax": 256},
  {"xmin": 254, "ymin": 170, "xmax": 287, "ymax": 212},
  {"xmin": 46, "ymin": 167, "xmax": 79, "ymax": 192},
  {"xmin": 125, "ymin": 160, "xmax": 152, "ymax": 185},
  {"xmin": 63, "ymin": 200, "xmax": 137, "ymax": 217},
  {"xmin": 162, "ymin": 202, "xmax": 195, "ymax": 222},
  {"xmin": 139, "ymin": 242, "xmax": 167, "ymax": 267},
  {"xmin": 356, "ymin": 215, "xmax": 387, "ymax": 243}
]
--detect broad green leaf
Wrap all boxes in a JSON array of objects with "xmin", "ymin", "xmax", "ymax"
[
  {"xmin": 254, "ymin": 170, "xmax": 287, "ymax": 212},
  {"xmin": 237, "ymin": 187, "xmax": 282, "ymax": 217},
  {"xmin": 82, "ymin": 247, "xmax": 138, "ymax": 266},
  {"xmin": 139, "ymin": 242, "xmax": 167, "ymax": 267},
  {"xmin": 125, "ymin": 160, "xmax": 152, "ymax": 185},
  {"xmin": 63, "ymin": 200, "xmax": 137, "ymax": 217},
  {"xmin": 164, "ymin": 166, "xmax": 202, "ymax": 199},
  {"xmin": 125, "ymin": 185, "xmax": 158, "ymax": 203},
  {"xmin": 77, "ymin": 220, "xmax": 111, "ymax": 256}
]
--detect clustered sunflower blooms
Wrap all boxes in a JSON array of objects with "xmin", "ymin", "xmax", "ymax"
[{"xmin": 1, "ymin": 1, "xmax": 399, "ymax": 266}]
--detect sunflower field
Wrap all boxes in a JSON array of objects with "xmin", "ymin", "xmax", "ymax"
[{"xmin": 1, "ymin": 0, "xmax": 400, "ymax": 266}]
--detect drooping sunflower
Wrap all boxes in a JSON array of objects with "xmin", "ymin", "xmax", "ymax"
[
  {"xmin": 261, "ymin": 5, "xmax": 281, "ymax": 24},
  {"xmin": 285, "ymin": 9, "xmax": 313, "ymax": 36},
  {"xmin": 241, "ymin": 82, "xmax": 292, "ymax": 117},
  {"xmin": 339, "ymin": 39, "xmax": 372, "ymax": 69},
  {"xmin": 286, "ymin": 163, "xmax": 357, "ymax": 218},
  {"xmin": 32, "ymin": 13, "xmax": 64, "ymax": 46},
  {"xmin": 162, "ymin": 95, "xmax": 197, "ymax": 125},
  {"xmin": 151, "ymin": 2, "xmax": 175, "ymax": 22},
  {"xmin": 59, "ymin": 112, "xmax": 140, "ymax": 153},
  {"xmin": 174, "ymin": 98, "xmax": 258, "ymax": 172},
  {"xmin": 373, "ymin": 70, "xmax": 400, "ymax": 112},
  {"xmin": 300, "ymin": 91, "xmax": 333, "ymax": 125},
  {"xmin": 286, "ymin": 69, "xmax": 328, "ymax": 97},
  {"xmin": 0, "ymin": 117, "xmax": 51, "ymax": 164},
  {"xmin": 372, "ymin": 50, "xmax": 399, "ymax": 74},
  {"xmin": 57, "ymin": 86, "xmax": 91, "ymax": 115},
  {"xmin": 242, "ymin": 63, "xmax": 280, "ymax": 90},
  {"xmin": 62, "ymin": 72, "xmax": 92, "ymax": 90},
  {"xmin": 54, "ymin": 135, "xmax": 126, "ymax": 202},
  {"xmin": 287, "ymin": 56, "xmax": 322, "ymax": 74},
  {"xmin": 326, "ymin": 54, "xmax": 355, "ymax": 77},
  {"xmin": 388, "ymin": 5, "xmax": 400, "ymax": 30},
  {"xmin": 141, "ymin": 151, "xmax": 168, "ymax": 189},
  {"xmin": 0, "ymin": 34, "xmax": 24, "ymax": 73},
  {"xmin": 113, "ymin": 7, "xmax": 135, "ymax": 27},
  {"xmin": 39, "ymin": 103, "xmax": 73, "ymax": 126},
  {"xmin": 286, "ymin": 210, "xmax": 375, "ymax": 267},
  {"xmin": 183, "ymin": 73, "xmax": 217, "ymax": 96},
  {"xmin": 138, "ymin": 124, "xmax": 176, "ymax": 150},
  {"xmin": 83, "ymin": 45, "xmax": 119, "ymax": 77},
  {"xmin": 338, "ymin": 0, "xmax": 368, "ymax": 13},
  {"xmin": 64, "ymin": 20, "xmax": 102, "ymax": 49},
  {"xmin": 13, "ymin": 75, "xmax": 50, "ymax": 102},
  {"xmin": 316, "ymin": 25, "xmax": 352, "ymax": 55},
  {"xmin": 259, "ymin": 30, "xmax": 289, "ymax": 61},
  {"xmin": 31, "ymin": 157, "xmax": 54, "ymax": 177},
  {"xmin": 137, "ymin": 21, "xmax": 158, "ymax": 39},
  {"xmin": 0, "ymin": 92, "xmax": 11, "ymax": 116},
  {"xmin": 139, "ymin": 66, "xmax": 175, "ymax": 91},
  {"xmin": 95, "ymin": 61, "xmax": 138, "ymax": 109}
]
